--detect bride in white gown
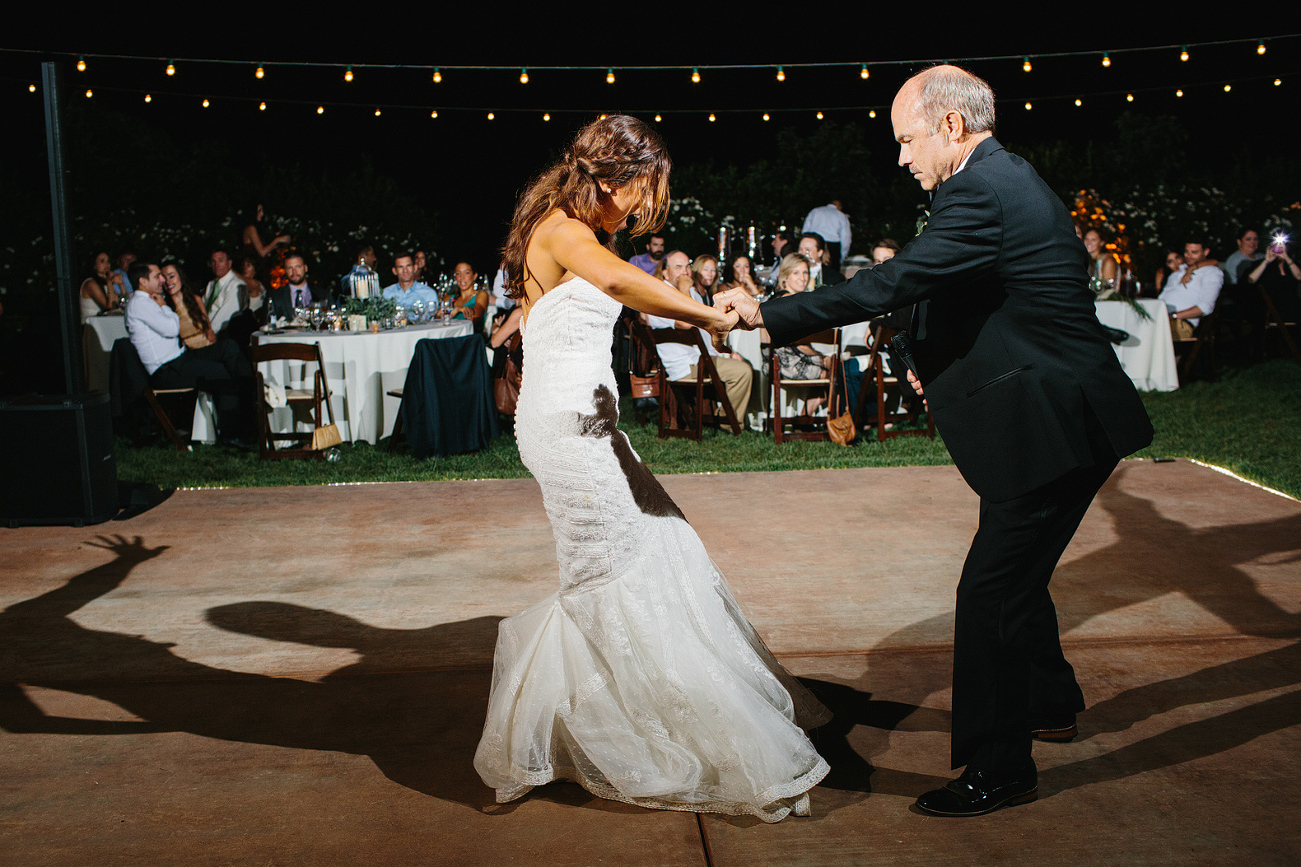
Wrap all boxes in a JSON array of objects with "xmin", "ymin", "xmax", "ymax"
[{"xmin": 473, "ymin": 116, "xmax": 829, "ymax": 823}]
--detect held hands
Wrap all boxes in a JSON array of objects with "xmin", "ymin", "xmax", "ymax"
[
  {"xmin": 707, "ymin": 306, "xmax": 740, "ymax": 353},
  {"xmin": 713, "ymin": 289, "xmax": 763, "ymax": 331}
]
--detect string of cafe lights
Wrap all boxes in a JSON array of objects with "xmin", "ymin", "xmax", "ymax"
[{"xmin": 10, "ymin": 34, "xmax": 1295, "ymax": 121}]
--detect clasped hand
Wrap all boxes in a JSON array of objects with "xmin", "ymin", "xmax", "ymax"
[{"xmin": 707, "ymin": 289, "xmax": 764, "ymax": 352}]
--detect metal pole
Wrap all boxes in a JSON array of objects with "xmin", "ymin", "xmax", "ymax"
[{"xmin": 42, "ymin": 61, "xmax": 82, "ymax": 395}]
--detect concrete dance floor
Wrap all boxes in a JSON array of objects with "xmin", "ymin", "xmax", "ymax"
[{"xmin": 2, "ymin": 459, "xmax": 1299, "ymax": 865}]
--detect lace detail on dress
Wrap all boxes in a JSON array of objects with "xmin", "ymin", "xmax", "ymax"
[{"xmin": 473, "ymin": 277, "xmax": 829, "ymax": 822}]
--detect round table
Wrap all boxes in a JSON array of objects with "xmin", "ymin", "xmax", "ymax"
[
  {"xmin": 1095, "ymin": 298, "xmax": 1178, "ymax": 391},
  {"xmin": 250, "ymin": 320, "xmax": 473, "ymax": 444}
]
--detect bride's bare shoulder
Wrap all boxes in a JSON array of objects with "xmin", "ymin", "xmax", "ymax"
[{"xmin": 533, "ymin": 209, "xmax": 596, "ymax": 246}]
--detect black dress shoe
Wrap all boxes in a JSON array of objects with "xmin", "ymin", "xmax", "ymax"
[
  {"xmin": 1030, "ymin": 713, "xmax": 1078, "ymax": 742},
  {"xmin": 914, "ymin": 763, "xmax": 1037, "ymax": 817}
]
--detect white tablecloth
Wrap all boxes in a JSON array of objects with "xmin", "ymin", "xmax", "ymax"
[
  {"xmin": 252, "ymin": 320, "xmax": 473, "ymax": 444},
  {"xmin": 84, "ymin": 315, "xmax": 128, "ymax": 395},
  {"xmin": 1095, "ymin": 298, "xmax": 1178, "ymax": 392}
]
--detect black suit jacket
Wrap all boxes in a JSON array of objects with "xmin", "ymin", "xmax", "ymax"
[
  {"xmin": 762, "ymin": 138, "xmax": 1152, "ymax": 502},
  {"xmin": 267, "ymin": 284, "xmax": 333, "ymax": 321}
]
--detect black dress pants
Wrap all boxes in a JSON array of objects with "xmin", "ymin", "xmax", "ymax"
[
  {"xmin": 151, "ymin": 340, "xmax": 254, "ymax": 439},
  {"xmin": 950, "ymin": 425, "xmax": 1119, "ymax": 772}
]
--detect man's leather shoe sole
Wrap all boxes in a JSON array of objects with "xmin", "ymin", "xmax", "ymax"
[
  {"xmin": 1031, "ymin": 721, "xmax": 1078, "ymax": 742},
  {"xmin": 914, "ymin": 766, "xmax": 1038, "ymax": 817}
]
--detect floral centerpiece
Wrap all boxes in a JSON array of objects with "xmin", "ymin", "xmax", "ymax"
[{"xmin": 343, "ymin": 294, "xmax": 398, "ymax": 325}]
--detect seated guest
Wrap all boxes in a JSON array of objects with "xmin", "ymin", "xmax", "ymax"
[
  {"xmin": 1243, "ymin": 234, "xmax": 1301, "ymax": 347},
  {"xmin": 340, "ymin": 242, "xmax": 379, "ymax": 298},
  {"xmin": 125, "ymin": 261, "xmax": 255, "ymax": 447},
  {"xmin": 111, "ymin": 252, "xmax": 136, "ymax": 301},
  {"xmin": 1160, "ymin": 239, "xmax": 1224, "ymax": 339},
  {"xmin": 691, "ymin": 254, "xmax": 721, "ymax": 305},
  {"xmin": 413, "ymin": 249, "xmax": 430, "ymax": 283},
  {"xmin": 764, "ymin": 230, "xmax": 794, "ymax": 288},
  {"xmin": 644, "ymin": 250, "xmax": 753, "ymax": 421},
  {"xmin": 768, "ymin": 253, "xmax": 832, "ymax": 411},
  {"xmin": 267, "ymin": 253, "xmax": 332, "ymax": 320},
  {"xmin": 1153, "ymin": 248, "xmax": 1183, "ymax": 293},
  {"xmin": 629, "ymin": 233, "xmax": 666, "ymax": 275},
  {"xmin": 161, "ymin": 260, "xmax": 215, "ymax": 349},
  {"xmin": 450, "ymin": 260, "xmax": 489, "ymax": 328},
  {"xmin": 382, "ymin": 253, "xmax": 440, "ymax": 308},
  {"xmin": 872, "ymin": 239, "xmax": 901, "ymax": 267},
  {"xmin": 202, "ymin": 248, "xmax": 247, "ymax": 336},
  {"xmin": 724, "ymin": 254, "xmax": 762, "ymax": 297},
  {"xmin": 1222, "ymin": 227, "xmax": 1263, "ymax": 286},
  {"xmin": 797, "ymin": 232, "xmax": 844, "ymax": 287},
  {"xmin": 1083, "ymin": 229, "xmax": 1118, "ymax": 287},
  {"xmin": 237, "ymin": 255, "xmax": 268, "ymax": 319},
  {"xmin": 80, "ymin": 251, "xmax": 121, "ymax": 322}
]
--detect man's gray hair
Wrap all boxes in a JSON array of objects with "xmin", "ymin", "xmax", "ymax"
[{"xmin": 914, "ymin": 65, "xmax": 996, "ymax": 135}]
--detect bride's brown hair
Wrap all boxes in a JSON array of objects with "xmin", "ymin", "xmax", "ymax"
[{"xmin": 501, "ymin": 115, "xmax": 671, "ymax": 300}]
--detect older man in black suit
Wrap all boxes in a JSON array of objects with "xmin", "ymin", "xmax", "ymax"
[{"xmin": 719, "ymin": 65, "xmax": 1152, "ymax": 816}]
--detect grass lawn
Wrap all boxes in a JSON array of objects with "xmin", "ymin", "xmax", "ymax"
[{"xmin": 114, "ymin": 360, "xmax": 1301, "ymax": 499}]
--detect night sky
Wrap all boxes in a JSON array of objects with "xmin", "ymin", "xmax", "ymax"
[{"xmin": 7, "ymin": 17, "xmax": 1299, "ymax": 269}]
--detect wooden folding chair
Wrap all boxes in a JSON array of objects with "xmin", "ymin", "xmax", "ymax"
[
  {"xmin": 1174, "ymin": 311, "xmax": 1218, "ymax": 385},
  {"xmin": 853, "ymin": 323, "xmax": 935, "ymax": 442},
  {"xmin": 651, "ymin": 327, "xmax": 743, "ymax": 441},
  {"xmin": 624, "ymin": 315, "xmax": 664, "ymax": 423},
  {"xmin": 1259, "ymin": 286, "xmax": 1301, "ymax": 363},
  {"xmin": 771, "ymin": 328, "xmax": 842, "ymax": 444},
  {"xmin": 251, "ymin": 341, "xmax": 336, "ymax": 460},
  {"xmin": 142, "ymin": 386, "xmax": 198, "ymax": 451}
]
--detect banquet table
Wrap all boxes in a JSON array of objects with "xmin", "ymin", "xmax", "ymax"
[
  {"xmin": 1094, "ymin": 298, "xmax": 1178, "ymax": 392},
  {"xmin": 250, "ymin": 320, "xmax": 473, "ymax": 445}
]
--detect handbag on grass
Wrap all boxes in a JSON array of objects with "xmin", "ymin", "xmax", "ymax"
[{"xmin": 310, "ymin": 423, "xmax": 343, "ymax": 450}]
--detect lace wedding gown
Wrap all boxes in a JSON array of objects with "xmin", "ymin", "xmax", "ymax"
[{"xmin": 473, "ymin": 278, "xmax": 830, "ymax": 822}]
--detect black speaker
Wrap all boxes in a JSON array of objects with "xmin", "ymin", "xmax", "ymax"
[{"xmin": 0, "ymin": 392, "xmax": 119, "ymax": 527}]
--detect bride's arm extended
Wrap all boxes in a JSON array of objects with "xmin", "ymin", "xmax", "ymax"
[{"xmin": 543, "ymin": 218, "xmax": 736, "ymax": 343}]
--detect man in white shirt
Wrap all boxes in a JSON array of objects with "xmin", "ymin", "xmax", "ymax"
[
  {"xmin": 203, "ymin": 249, "xmax": 247, "ymax": 336},
  {"xmin": 381, "ymin": 253, "xmax": 440, "ymax": 308},
  {"xmin": 802, "ymin": 200, "xmax": 852, "ymax": 272},
  {"xmin": 126, "ymin": 260, "xmax": 254, "ymax": 446},
  {"xmin": 644, "ymin": 251, "xmax": 753, "ymax": 420},
  {"xmin": 1160, "ymin": 240, "xmax": 1224, "ymax": 339}
]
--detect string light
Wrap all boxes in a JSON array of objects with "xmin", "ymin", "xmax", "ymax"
[
  {"xmin": 1074, "ymin": 98, "xmax": 1082, "ymax": 106},
  {"xmin": 1102, "ymin": 52, "xmax": 1111, "ymax": 67},
  {"xmin": 1176, "ymin": 88, "xmax": 1184, "ymax": 97},
  {"xmin": 776, "ymin": 66, "xmax": 785, "ymax": 82},
  {"xmin": 202, "ymin": 98, "xmax": 209, "ymax": 108},
  {"xmin": 860, "ymin": 63, "xmax": 869, "ymax": 80},
  {"xmin": 519, "ymin": 68, "xmax": 528, "ymax": 84},
  {"xmin": 1276, "ymin": 78, "xmax": 1282, "ymax": 86},
  {"xmin": 1022, "ymin": 56, "xmax": 1032, "ymax": 73},
  {"xmin": 430, "ymin": 110, "xmax": 438, "ymax": 118},
  {"xmin": 816, "ymin": 111, "xmax": 824, "ymax": 120},
  {"xmin": 28, "ymin": 83, "xmax": 35, "ymax": 93},
  {"xmin": 1180, "ymin": 46, "xmax": 1189, "ymax": 62},
  {"xmin": 77, "ymin": 55, "xmax": 86, "ymax": 72},
  {"xmin": 259, "ymin": 101, "xmax": 266, "ymax": 111},
  {"xmin": 543, "ymin": 112, "xmax": 550, "ymax": 121},
  {"xmin": 654, "ymin": 114, "xmax": 662, "ymax": 122},
  {"xmin": 317, "ymin": 105, "xmax": 324, "ymax": 114},
  {"xmin": 344, "ymin": 66, "xmax": 353, "ymax": 82},
  {"xmin": 762, "ymin": 112, "xmax": 770, "ymax": 121},
  {"xmin": 1126, "ymin": 93, "xmax": 1134, "ymax": 102},
  {"xmin": 691, "ymin": 67, "xmax": 700, "ymax": 84},
  {"xmin": 708, "ymin": 113, "xmax": 716, "ymax": 122},
  {"xmin": 166, "ymin": 61, "xmax": 176, "ymax": 76},
  {"xmin": 84, "ymin": 89, "xmax": 92, "ymax": 98},
  {"xmin": 1223, "ymin": 84, "xmax": 1231, "ymax": 92},
  {"xmin": 144, "ymin": 93, "xmax": 151, "ymax": 103},
  {"xmin": 374, "ymin": 107, "xmax": 381, "ymax": 116},
  {"xmin": 432, "ymin": 68, "xmax": 441, "ymax": 83},
  {"xmin": 1024, "ymin": 102, "xmax": 1032, "ymax": 110},
  {"xmin": 868, "ymin": 109, "xmax": 876, "ymax": 118},
  {"xmin": 1258, "ymin": 40, "xmax": 1266, "ymax": 55},
  {"xmin": 255, "ymin": 64, "xmax": 265, "ymax": 79},
  {"xmin": 487, "ymin": 112, "xmax": 494, "ymax": 120}
]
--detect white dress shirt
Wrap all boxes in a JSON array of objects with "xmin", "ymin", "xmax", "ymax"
[
  {"xmin": 204, "ymin": 271, "xmax": 247, "ymax": 334},
  {"xmin": 801, "ymin": 203, "xmax": 852, "ymax": 255},
  {"xmin": 125, "ymin": 291, "xmax": 183, "ymax": 375},
  {"xmin": 1159, "ymin": 264, "xmax": 1224, "ymax": 327}
]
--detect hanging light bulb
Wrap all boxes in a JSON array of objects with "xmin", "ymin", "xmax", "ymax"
[
  {"xmin": 816, "ymin": 111, "xmax": 824, "ymax": 120},
  {"xmin": 775, "ymin": 66, "xmax": 785, "ymax": 82},
  {"xmin": 85, "ymin": 89, "xmax": 92, "ymax": 98},
  {"xmin": 543, "ymin": 112, "xmax": 550, "ymax": 121},
  {"xmin": 432, "ymin": 68, "xmax": 442, "ymax": 83},
  {"xmin": 259, "ymin": 102, "xmax": 266, "ymax": 111},
  {"xmin": 144, "ymin": 93, "xmax": 151, "ymax": 103},
  {"xmin": 606, "ymin": 68, "xmax": 615, "ymax": 84},
  {"xmin": 1022, "ymin": 56, "xmax": 1032, "ymax": 73},
  {"xmin": 1176, "ymin": 88, "xmax": 1184, "ymax": 97},
  {"xmin": 77, "ymin": 55, "xmax": 86, "ymax": 72},
  {"xmin": 317, "ymin": 106, "xmax": 325, "ymax": 114},
  {"xmin": 868, "ymin": 109, "xmax": 876, "ymax": 118},
  {"xmin": 1024, "ymin": 102, "xmax": 1032, "ymax": 110},
  {"xmin": 708, "ymin": 113, "xmax": 716, "ymax": 122},
  {"xmin": 166, "ymin": 61, "xmax": 176, "ymax": 76},
  {"xmin": 29, "ymin": 83, "xmax": 36, "ymax": 93},
  {"xmin": 1126, "ymin": 93, "xmax": 1134, "ymax": 102},
  {"xmin": 1223, "ymin": 84, "xmax": 1232, "ymax": 92},
  {"xmin": 1102, "ymin": 52, "xmax": 1111, "ymax": 68},
  {"xmin": 487, "ymin": 112, "xmax": 494, "ymax": 120},
  {"xmin": 1075, "ymin": 98, "xmax": 1082, "ymax": 107},
  {"xmin": 860, "ymin": 63, "xmax": 869, "ymax": 80},
  {"xmin": 691, "ymin": 67, "xmax": 700, "ymax": 84},
  {"xmin": 344, "ymin": 66, "xmax": 353, "ymax": 82},
  {"xmin": 202, "ymin": 98, "xmax": 210, "ymax": 108},
  {"xmin": 374, "ymin": 107, "xmax": 381, "ymax": 117},
  {"xmin": 654, "ymin": 114, "xmax": 662, "ymax": 122},
  {"xmin": 1180, "ymin": 46, "xmax": 1189, "ymax": 62},
  {"xmin": 519, "ymin": 68, "xmax": 528, "ymax": 84},
  {"xmin": 1258, "ymin": 40, "xmax": 1266, "ymax": 55},
  {"xmin": 255, "ymin": 64, "xmax": 265, "ymax": 79},
  {"xmin": 1275, "ymin": 78, "xmax": 1282, "ymax": 86},
  {"xmin": 430, "ymin": 110, "xmax": 438, "ymax": 118},
  {"xmin": 762, "ymin": 112, "xmax": 770, "ymax": 121}
]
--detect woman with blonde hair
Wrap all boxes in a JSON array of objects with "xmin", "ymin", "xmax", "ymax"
[{"xmin": 474, "ymin": 115, "xmax": 828, "ymax": 823}]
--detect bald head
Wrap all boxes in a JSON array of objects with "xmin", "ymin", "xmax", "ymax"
[{"xmin": 891, "ymin": 65, "xmax": 995, "ymax": 191}]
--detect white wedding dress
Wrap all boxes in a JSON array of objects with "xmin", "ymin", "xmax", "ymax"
[{"xmin": 473, "ymin": 277, "xmax": 830, "ymax": 822}]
